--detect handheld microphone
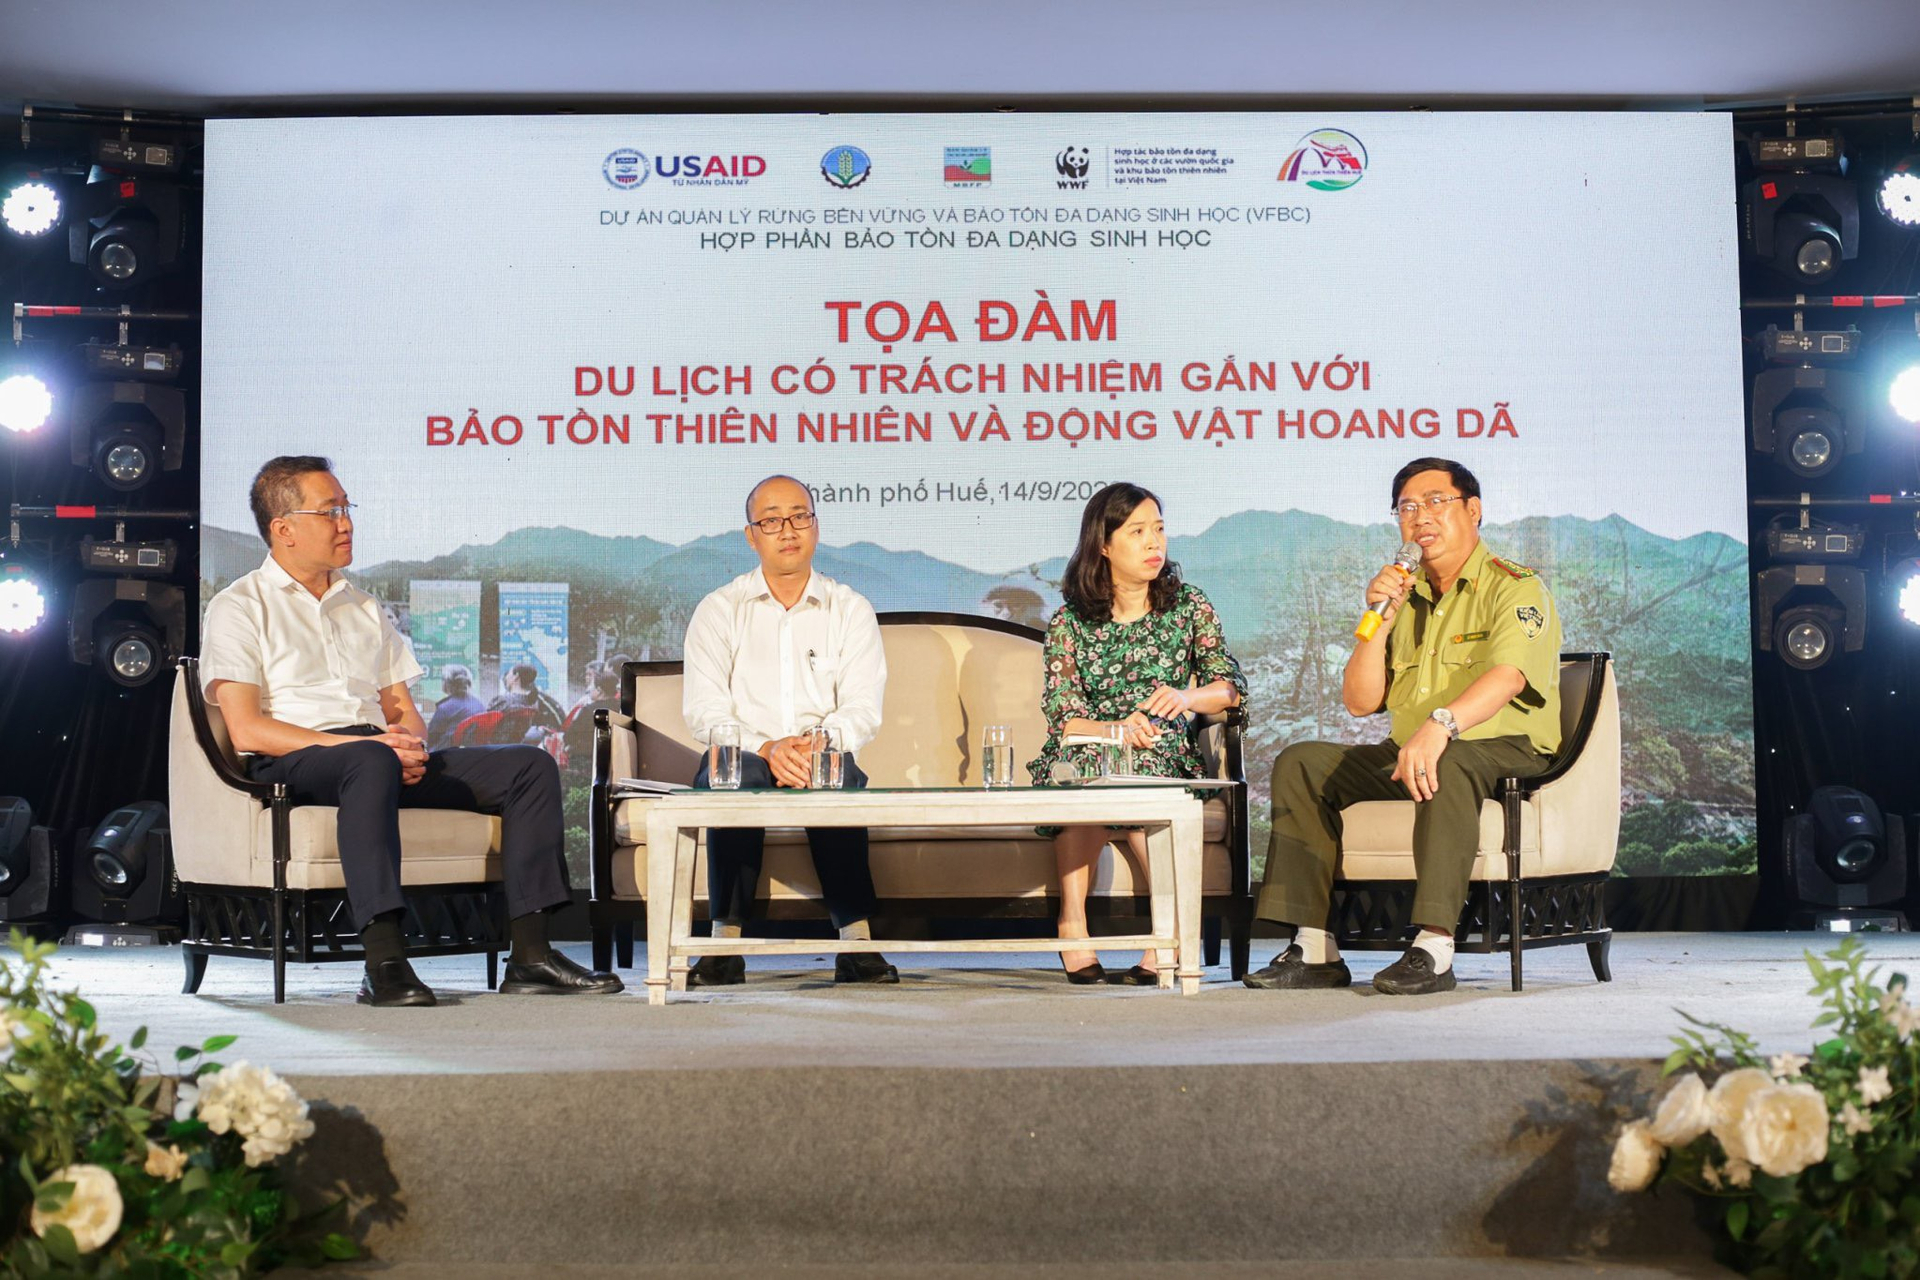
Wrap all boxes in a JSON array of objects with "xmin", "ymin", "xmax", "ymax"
[{"xmin": 1353, "ymin": 540, "xmax": 1423, "ymax": 641}]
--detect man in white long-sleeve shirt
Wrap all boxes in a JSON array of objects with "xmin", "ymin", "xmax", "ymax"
[{"xmin": 680, "ymin": 474, "xmax": 897, "ymax": 985}]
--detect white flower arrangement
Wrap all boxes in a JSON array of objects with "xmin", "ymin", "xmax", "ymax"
[
  {"xmin": 193, "ymin": 1061, "xmax": 319, "ymax": 1168},
  {"xmin": 27, "ymin": 1164, "xmax": 123, "ymax": 1254},
  {"xmin": 1607, "ymin": 939, "xmax": 1919, "ymax": 1275}
]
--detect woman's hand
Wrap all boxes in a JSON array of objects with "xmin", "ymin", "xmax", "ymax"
[
  {"xmin": 1137, "ymin": 684, "xmax": 1192, "ymax": 720},
  {"xmin": 1117, "ymin": 712, "xmax": 1162, "ymax": 750}
]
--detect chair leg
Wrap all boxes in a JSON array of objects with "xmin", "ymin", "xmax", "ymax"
[
  {"xmin": 487, "ymin": 948, "xmax": 500, "ymax": 990},
  {"xmin": 592, "ymin": 922, "xmax": 613, "ymax": 973},
  {"xmin": 615, "ymin": 921, "xmax": 635, "ymax": 970},
  {"xmin": 1588, "ymin": 933, "xmax": 1613, "ymax": 983},
  {"xmin": 181, "ymin": 948, "xmax": 209, "ymax": 995},
  {"xmin": 1229, "ymin": 908, "xmax": 1252, "ymax": 981},
  {"xmin": 1202, "ymin": 914, "xmax": 1222, "ymax": 968}
]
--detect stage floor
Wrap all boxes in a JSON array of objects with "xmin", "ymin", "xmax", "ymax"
[{"xmin": 25, "ymin": 931, "xmax": 1909, "ymax": 1075}]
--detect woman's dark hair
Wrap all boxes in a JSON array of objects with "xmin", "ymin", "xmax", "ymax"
[{"xmin": 1061, "ymin": 482, "xmax": 1183, "ymax": 622}]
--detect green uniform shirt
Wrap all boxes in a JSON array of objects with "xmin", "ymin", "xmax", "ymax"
[{"xmin": 1383, "ymin": 539, "xmax": 1562, "ymax": 756}]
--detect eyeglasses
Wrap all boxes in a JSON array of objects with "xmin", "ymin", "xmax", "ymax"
[
  {"xmin": 284, "ymin": 504, "xmax": 357, "ymax": 523},
  {"xmin": 1392, "ymin": 495, "xmax": 1467, "ymax": 520},
  {"xmin": 750, "ymin": 512, "xmax": 816, "ymax": 534}
]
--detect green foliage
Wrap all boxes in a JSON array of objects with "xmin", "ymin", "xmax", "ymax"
[
  {"xmin": 0, "ymin": 931, "xmax": 359, "ymax": 1277},
  {"xmin": 1646, "ymin": 939, "xmax": 1920, "ymax": 1277}
]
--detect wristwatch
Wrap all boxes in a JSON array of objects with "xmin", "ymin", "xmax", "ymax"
[{"xmin": 1429, "ymin": 707, "xmax": 1461, "ymax": 739}]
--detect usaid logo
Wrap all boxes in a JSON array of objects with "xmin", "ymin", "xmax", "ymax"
[{"xmin": 603, "ymin": 149, "xmax": 648, "ymax": 190}]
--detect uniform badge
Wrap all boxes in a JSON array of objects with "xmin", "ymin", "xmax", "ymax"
[{"xmin": 1515, "ymin": 605, "xmax": 1545, "ymax": 639}]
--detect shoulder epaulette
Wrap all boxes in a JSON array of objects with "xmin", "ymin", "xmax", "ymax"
[{"xmin": 1489, "ymin": 556, "xmax": 1536, "ymax": 580}]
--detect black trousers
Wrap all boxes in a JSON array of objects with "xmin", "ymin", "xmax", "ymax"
[
  {"xmin": 691, "ymin": 750, "xmax": 878, "ymax": 930},
  {"xmin": 247, "ymin": 734, "xmax": 573, "ymax": 929}
]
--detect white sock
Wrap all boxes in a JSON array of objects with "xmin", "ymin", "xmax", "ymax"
[
  {"xmin": 838, "ymin": 919, "xmax": 872, "ymax": 942},
  {"xmin": 711, "ymin": 921, "xmax": 743, "ymax": 939},
  {"xmin": 1413, "ymin": 930, "xmax": 1455, "ymax": 973},
  {"xmin": 1295, "ymin": 926, "xmax": 1340, "ymax": 965}
]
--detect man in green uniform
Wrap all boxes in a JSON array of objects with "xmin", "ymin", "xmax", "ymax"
[{"xmin": 1246, "ymin": 457, "xmax": 1562, "ymax": 995}]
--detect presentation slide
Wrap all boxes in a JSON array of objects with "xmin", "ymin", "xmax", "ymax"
[{"xmin": 201, "ymin": 111, "xmax": 1753, "ymax": 872}]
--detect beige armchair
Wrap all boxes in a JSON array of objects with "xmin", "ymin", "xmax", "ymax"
[
  {"xmin": 168, "ymin": 658, "xmax": 507, "ymax": 1002},
  {"xmin": 589, "ymin": 612, "xmax": 1255, "ymax": 975},
  {"xmin": 1326, "ymin": 652, "xmax": 1621, "ymax": 991}
]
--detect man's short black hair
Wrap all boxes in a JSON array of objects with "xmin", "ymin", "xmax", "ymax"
[
  {"xmin": 249, "ymin": 456, "xmax": 333, "ymax": 545},
  {"xmin": 509, "ymin": 663, "xmax": 540, "ymax": 688},
  {"xmin": 1390, "ymin": 457, "xmax": 1481, "ymax": 508}
]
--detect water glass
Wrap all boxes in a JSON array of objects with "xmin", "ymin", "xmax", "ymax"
[
  {"xmin": 982, "ymin": 724, "xmax": 1014, "ymax": 789},
  {"xmin": 710, "ymin": 721, "xmax": 742, "ymax": 790},
  {"xmin": 808, "ymin": 725, "xmax": 845, "ymax": 790},
  {"xmin": 1101, "ymin": 722, "xmax": 1133, "ymax": 777}
]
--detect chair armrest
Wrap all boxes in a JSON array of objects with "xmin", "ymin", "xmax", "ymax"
[
  {"xmin": 178, "ymin": 657, "xmax": 277, "ymax": 801},
  {"xmin": 1192, "ymin": 704, "xmax": 1248, "ymax": 783}
]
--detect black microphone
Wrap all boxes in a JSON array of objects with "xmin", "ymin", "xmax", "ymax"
[{"xmin": 1354, "ymin": 540, "xmax": 1423, "ymax": 641}]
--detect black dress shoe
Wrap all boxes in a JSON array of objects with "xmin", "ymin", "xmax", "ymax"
[
  {"xmin": 1372, "ymin": 947, "xmax": 1458, "ymax": 995},
  {"xmin": 1240, "ymin": 945, "xmax": 1352, "ymax": 991},
  {"xmin": 1062, "ymin": 960, "xmax": 1107, "ymax": 985},
  {"xmin": 688, "ymin": 954, "xmax": 746, "ymax": 987},
  {"xmin": 357, "ymin": 957, "xmax": 436, "ymax": 1007},
  {"xmin": 1111, "ymin": 964, "xmax": 1160, "ymax": 986},
  {"xmin": 499, "ymin": 950, "xmax": 625, "ymax": 995},
  {"xmin": 835, "ymin": 952, "xmax": 900, "ymax": 984}
]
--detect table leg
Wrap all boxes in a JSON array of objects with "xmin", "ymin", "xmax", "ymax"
[
  {"xmin": 1173, "ymin": 805, "xmax": 1205, "ymax": 996},
  {"xmin": 645, "ymin": 813, "xmax": 675, "ymax": 1007},
  {"xmin": 1144, "ymin": 819, "xmax": 1176, "ymax": 990},
  {"xmin": 669, "ymin": 828, "xmax": 698, "ymax": 992}
]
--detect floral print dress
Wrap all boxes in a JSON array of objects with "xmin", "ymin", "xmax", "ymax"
[{"xmin": 1025, "ymin": 582, "xmax": 1248, "ymax": 829}]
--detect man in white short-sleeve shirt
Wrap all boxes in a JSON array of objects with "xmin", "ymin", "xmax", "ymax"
[
  {"xmin": 200, "ymin": 456, "xmax": 622, "ymax": 1007},
  {"xmin": 679, "ymin": 474, "xmax": 896, "ymax": 986}
]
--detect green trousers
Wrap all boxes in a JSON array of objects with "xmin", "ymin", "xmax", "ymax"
[{"xmin": 1255, "ymin": 735, "xmax": 1549, "ymax": 933}]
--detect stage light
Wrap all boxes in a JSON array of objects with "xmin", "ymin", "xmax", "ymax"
[
  {"xmin": 1879, "ymin": 157, "xmax": 1920, "ymax": 227},
  {"xmin": 1, "ymin": 180, "xmax": 61, "ymax": 237},
  {"xmin": 68, "ymin": 578, "xmax": 184, "ymax": 687},
  {"xmin": 1751, "ymin": 362, "xmax": 1867, "ymax": 479},
  {"xmin": 68, "ymin": 173, "xmax": 183, "ymax": 290},
  {"xmin": 1787, "ymin": 785, "xmax": 1909, "ymax": 930},
  {"xmin": 0, "ymin": 569, "xmax": 48, "ymax": 634},
  {"xmin": 1890, "ymin": 366, "xmax": 1920, "ymax": 424},
  {"xmin": 67, "ymin": 801, "xmax": 179, "ymax": 943},
  {"xmin": 0, "ymin": 373, "xmax": 54, "ymax": 434},
  {"xmin": 68, "ymin": 379, "xmax": 185, "ymax": 491},
  {"xmin": 0, "ymin": 797, "xmax": 59, "ymax": 923},
  {"xmin": 1742, "ymin": 137, "xmax": 1859, "ymax": 285},
  {"xmin": 1897, "ymin": 560, "xmax": 1920, "ymax": 626},
  {"xmin": 1755, "ymin": 563, "xmax": 1866, "ymax": 669}
]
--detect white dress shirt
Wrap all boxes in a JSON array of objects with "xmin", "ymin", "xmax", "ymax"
[
  {"xmin": 681, "ymin": 568, "xmax": 886, "ymax": 753},
  {"xmin": 200, "ymin": 555, "xmax": 423, "ymax": 732}
]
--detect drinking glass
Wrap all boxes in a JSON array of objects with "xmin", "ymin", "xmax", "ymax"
[
  {"xmin": 1101, "ymin": 722, "xmax": 1133, "ymax": 777},
  {"xmin": 982, "ymin": 724, "xmax": 1014, "ymax": 789},
  {"xmin": 710, "ymin": 721, "xmax": 742, "ymax": 790},
  {"xmin": 808, "ymin": 725, "xmax": 845, "ymax": 790}
]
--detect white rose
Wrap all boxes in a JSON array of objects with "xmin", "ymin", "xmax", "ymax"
[
  {"xmin": 29, "ymin": 1164, "xmax": 123, "ymax": 1254},
  {"xmin": 1608, "ymin": 1118, "xmax": 1664, "ymax": 1192},
  {"xmin": 192, "ymin": 1062, "xmax": 316, "ymax": 1168},
  {"xmin": 1739, "ymin": 1082, "xmax": 1830, "ymax": 1179},
  {"xmin": 172, "ymin": 1079, "xmax": 201, "ymax": 1124},
  {"xmin": 143, "ymin": 1142, "xmax": 188, "ymax": 1182},
  {"xmin": 1650, "ymin": 1073, "xmax": 1713, "ymax": 1147},
  {"xmin": 1708, "ymin": 1067, "xmax": 1773, "ymax": 1164},
  {"xmin": 1858, "ymin": 1065, "xmax": 1892, "ymax": 1106},
  {"xmin": 1840, "ymin": 1102, "xmax": 1874, "ymax": 1136}
]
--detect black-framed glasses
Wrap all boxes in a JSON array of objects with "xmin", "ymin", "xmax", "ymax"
[
  {"xmin": 284, "ymin": 504, "xmax": 357, "ymax": 523},
  {"xmin": 750, "ymin": 512, "xmax": 816, "ymax": 534},
  {"xmin": 1392, "ymin": 495, "xmax": 1466, "ymax": 520}
]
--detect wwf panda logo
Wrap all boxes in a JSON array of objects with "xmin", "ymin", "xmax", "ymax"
[{"xmin": 1055, "ymin": 146, "xmax": 1091, "ymax": 180}]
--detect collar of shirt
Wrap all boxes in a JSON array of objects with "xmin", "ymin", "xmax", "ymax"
[
  {"xmin": 258, "ymin": 553, "xmax": 349, "ymax": 603},
  {"xmin": 748, "ymin": 566, "xmax": 827, "ymax": 610},
  {"xmin": 1412, "ymin": 538, "xmax": 1491, "ymax": 604}
]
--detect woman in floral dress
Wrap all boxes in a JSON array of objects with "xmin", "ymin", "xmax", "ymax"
[{"xmin": 1027, "ymin": 483, "xmax": 1248, "ymax": 984}]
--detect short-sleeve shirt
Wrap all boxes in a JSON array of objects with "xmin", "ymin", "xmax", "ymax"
[
  {"xmin": 1385, "ymin": 540, "xmax": 1562, "ymax": 756},
  {"xmin": 200, "ymin": 555, "xmax": 423, "ymax": 732}
]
